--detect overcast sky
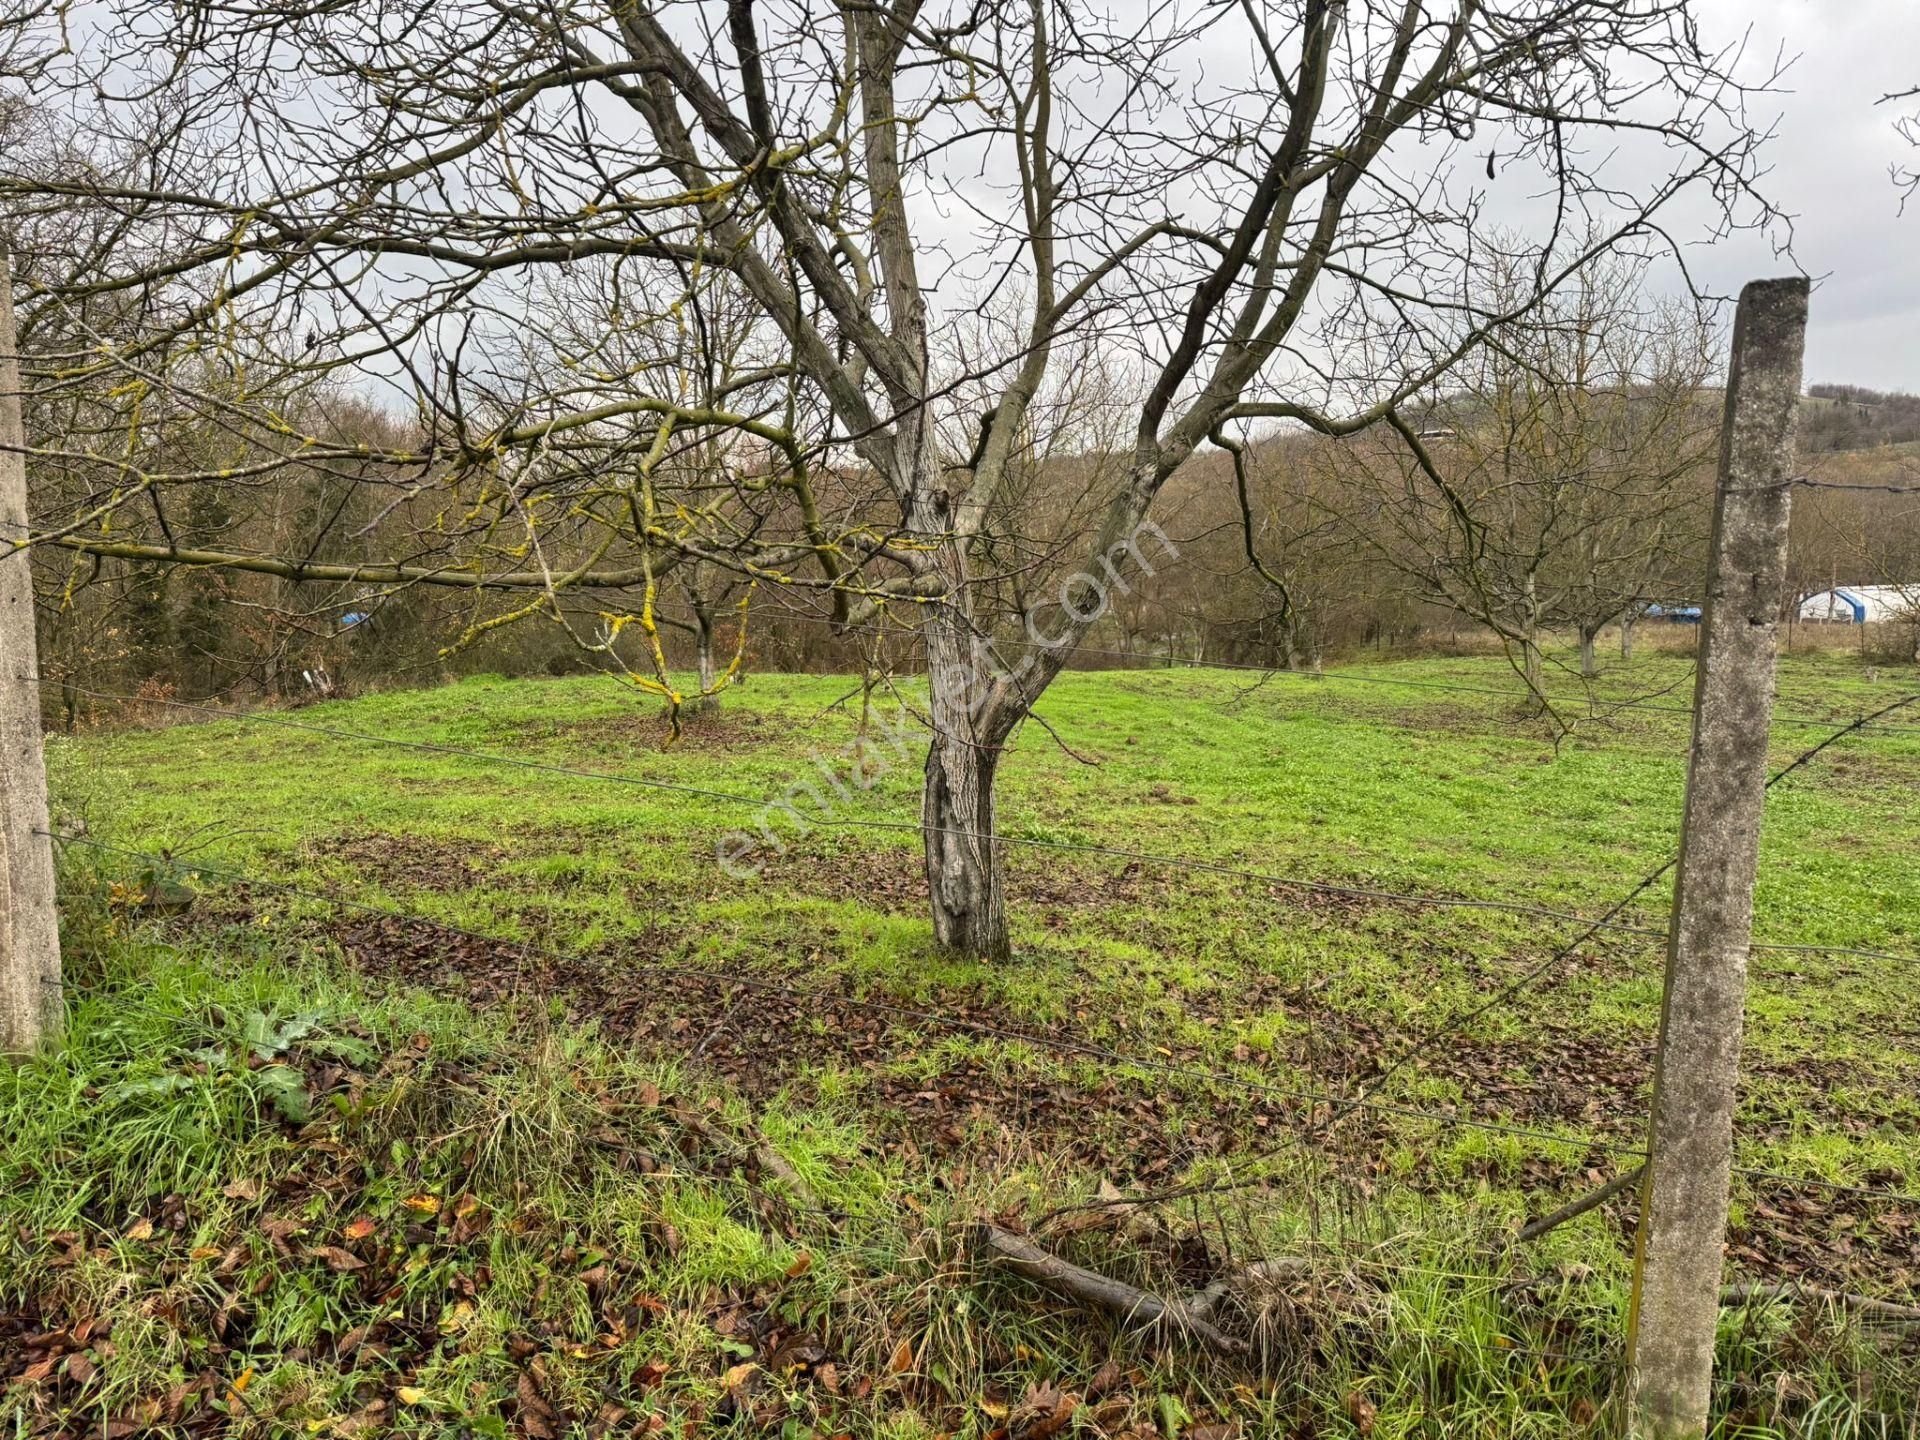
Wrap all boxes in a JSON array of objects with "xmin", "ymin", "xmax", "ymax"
[{"xmin": 1684, "ymin": 0, "xmax": 1919, "ymax": 391}]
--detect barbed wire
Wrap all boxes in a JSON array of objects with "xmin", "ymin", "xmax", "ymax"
[
  {"xmin": 42, "ymin": 832, "xmax": 1920, "ymax": 1210},
  {"xmin": 1793, "ymin": 478, "xmax": 1920, "ymax": 496},
  {"xmin": 932, "ymin": 635, "xmax": 1920, "ymax": 735},
  {"xmin": 35, "ymin": 676, "xmax": 1920, "ymax": 965}
]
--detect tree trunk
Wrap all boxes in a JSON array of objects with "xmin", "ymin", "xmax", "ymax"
[
  {"xmin": 1522, "ymin": 627, "xmax": 1544, "ymax": 695},
  {"xmin": 920, "ymin": 601, "xmax": 1010, "ymax": 960},
  {"xmin": 693, "ymin": 606, "xmax": 718, "ymax": 709},
  {"xmin": 1621, "ymin": 615, "xmax": 1636, "ymax": 661},
  {"xmin": 1521, "ymin": 572, "xmax": 1544, "ymax": 701},
  {"xmin": 1579, "ymin": 628, "xmax": 1599, "ymax": 679},
  {"xmin": 904, "ymin": 424, "xmax": 1013, "ymax": 961}
]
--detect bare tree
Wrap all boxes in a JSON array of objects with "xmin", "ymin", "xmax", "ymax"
[
  {"xmin": 1323, "ymin": 253, "xmax": 1718, "ymax": 696},
  {"xmin": 1, "ymin": 0, "xmax": 1777, "ymax": 957}
]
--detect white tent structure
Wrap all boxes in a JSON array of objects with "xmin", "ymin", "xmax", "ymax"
[{"xmin": 1797, "ymin": 585, "xmax": 1919, "ymax": 624}]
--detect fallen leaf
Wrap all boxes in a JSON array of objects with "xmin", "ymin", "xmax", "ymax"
[
  {"xmin": 396, "ymin": 1386, "xmax": 428, "ymax": 1406},
  {"xmin": 1011, "ymin": 1384, "xmax": 1077, "ymax": 1440},
  {"xmin": 517, "ymin": 1372, "xmax": 558, "ymax": 1440},
  {"xmin": 1345, "ymin": 1390, "xmax": 1377, "ymax": 1436},
  {"xmin": 344, "ymin": 1217, "xmax": 377, "ymax": 1241},
  {"xmin": 402, "ymin": 1195, "xmax": 441, "ymax": 1216},
  {"xmin": 314, "ymin": 1245, "xmax": 367, "ymax": 1273},
  {"xmin": 887, "ymin": 1338, "xmax": 914, "ymax": 1376},
  {"xmin": 785, "ymin": 1250, "xmax": 813, "ymax": 1278},
  {"xmin": 1087, "ymin": 1361, "xmax": 1124, "ymax": 1400},
  {"xmin": 225, "ymin": 1366, "xmax": 254, "ymax": 1405},
  {"xmin": 123, "ymin": 1218, "xmax": 154, "ymax": 1242}
]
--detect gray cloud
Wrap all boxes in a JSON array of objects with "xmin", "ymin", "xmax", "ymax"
[{"xmin": 1685, "ymin": 0, "xmax": 1920, "ymax": 389}]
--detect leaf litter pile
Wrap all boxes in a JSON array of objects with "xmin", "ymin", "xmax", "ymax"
[{"xmin": 4, "ymin": 1033, "xmax": 865, "ymax": 1438}]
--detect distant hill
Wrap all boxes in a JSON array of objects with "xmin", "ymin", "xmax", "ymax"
[{"xmin": 1800, "ymin": 385, "xmax": 1920, "ymax": 454}]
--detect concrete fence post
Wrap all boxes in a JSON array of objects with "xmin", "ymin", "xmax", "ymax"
[
  {"xmin": 1625, "ymin": 277, "xmax": 1809, "ymax": 1438},
  {"xmin": 0, "ymin": 250, "xmax": 61, "ymax": 1059}
]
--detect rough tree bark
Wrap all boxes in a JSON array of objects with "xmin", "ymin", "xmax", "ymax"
[{"xmin": 918, "ymin": 483, "xmax": 1012, "ymax": 959}]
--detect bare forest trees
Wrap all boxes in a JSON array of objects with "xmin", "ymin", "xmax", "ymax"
[
  {"xmin": 0, "ymin": 0, "xmax": 1777, "ymax": 957},
  {"xmin": 1321, "ymin": 255, "xmax": 1719, "ymax": 693}
]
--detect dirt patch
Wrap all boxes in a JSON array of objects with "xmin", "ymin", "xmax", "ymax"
[
  {"xmin": 325, "ymin": 913, "xmax": 1322, "ymax": 1179},
  {"xmin": 745, "ymin": 840, "xmax": 1415, "ymax": 931},
  {"xmin": 300, "ymin": 832, "xmax": 503, "ymax": 893},
  {"xmin": 745, "ymin": 843, "xmax": 926, "ymax": 913}
]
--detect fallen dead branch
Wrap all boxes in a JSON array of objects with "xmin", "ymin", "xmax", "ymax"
[
  {"xmin": 1721, "ymin": 1283, "xmax": 1920, "ymax": 1324},
  {"xmin": 974, "ymin": 1222, "xmax": 1309, "ymax": 1356},
  {"xmin": 1504, "ymin": 1164, "xmax": 1645, "ymax": 1252}
]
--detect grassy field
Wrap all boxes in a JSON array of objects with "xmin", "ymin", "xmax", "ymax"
[{"xmin": 6, "ymin": 649, "xmax": 1919, "ymax": 1437}]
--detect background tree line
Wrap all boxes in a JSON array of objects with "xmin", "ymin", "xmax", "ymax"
[{"xmin": 0, "ymin": 0, "xmax": 1847, "ymax": 956}]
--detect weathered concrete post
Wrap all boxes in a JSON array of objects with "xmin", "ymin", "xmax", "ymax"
[
  {"xmin": 1625, "ymin": 277, "xmax": 1808, "ymax": 1438},
  {"xmin": 0, "ymin": 250, "xmax": 61, "ymax": 1058}
]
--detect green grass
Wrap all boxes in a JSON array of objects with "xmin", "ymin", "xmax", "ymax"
[
  {"xmin": 8, "ymin": 646, "xmax": 1920, "ymax": 1435},
  {"xmin": 47, "ymin": 650, "xmax": 1920, "ymax": 1181}
]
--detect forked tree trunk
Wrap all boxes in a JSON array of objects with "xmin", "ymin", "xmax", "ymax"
[{"xmin": 900, "ymin": 423, "xmax": 1015, "ymax": 961}]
